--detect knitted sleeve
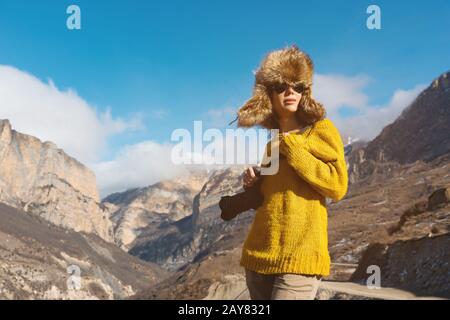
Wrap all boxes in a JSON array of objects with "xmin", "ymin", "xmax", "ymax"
[{"xmin": 279, "ymin": 119, "xmax": 349, "ymax": 202}]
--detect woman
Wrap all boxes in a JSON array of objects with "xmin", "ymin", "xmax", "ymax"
[{"xmin": 235, "ymin": 45, "xmax": 348, "ymax": 300}]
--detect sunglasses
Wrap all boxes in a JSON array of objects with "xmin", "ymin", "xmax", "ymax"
[{"xmin": 269, "ymin": 82, "xmax": 307, "ymax": 94}]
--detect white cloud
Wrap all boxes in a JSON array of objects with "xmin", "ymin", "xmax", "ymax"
[
  {"xmin": 149, "ymin": 109, "xmax": 169, "ymax": 120},
  {"xmin": 202, "ymin": 106, "xmax": 236, "ymax": 128},
  {"xmin": 0, "ymin": 65, "xmax": 142, "ymax": 164},
  {"xmin": 92, "ymin": 141, "xmax": 191, "ymax": 197},
  {"xmin": 333, "ymin": 84, "xmax": 426, "ymax": 142},
  {"xmin": 93, "ymin": 125, "xmax": 272, "ymax": 197},
  {"xmin": 95, "ymin": 126, "xmax": 266, "ymax": 191},
  {"xmin": 314, "ymin": 74, "xmax": 371, "ymax": 111},
  {"xmin": 0, "ymin": 65, "xmax": 192, "ymax": 197},
  {"xmin": 312, "ymin": 73, "xmax": 426, "ymax": 142}
]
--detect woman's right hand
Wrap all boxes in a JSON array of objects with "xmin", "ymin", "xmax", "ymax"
[{"xmin": 243, "ymin": 166, "xmax": 259, "ymax": 189}]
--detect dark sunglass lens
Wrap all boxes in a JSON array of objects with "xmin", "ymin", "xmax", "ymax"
[
  {"xmin": 273, "ymin": 83, "xmax": 287, "ymax": 93},
  {"xmin": 294, "ymin": 84, "xmax": 305, "ymax": 93}
]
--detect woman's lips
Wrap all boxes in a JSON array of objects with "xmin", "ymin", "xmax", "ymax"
[{"xmin": 284, "ymin": 99, "xmax": 297, "ymax": 104}]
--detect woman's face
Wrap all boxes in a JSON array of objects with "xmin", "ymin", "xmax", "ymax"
[{"xmin": 269, "ymin": 85, "xmax": 302, "ymax": 119}]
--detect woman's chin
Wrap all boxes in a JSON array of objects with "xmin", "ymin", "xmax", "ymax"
[{"xmin": 281, "ymin": 104, "xmax": 298, "ymax": 112}]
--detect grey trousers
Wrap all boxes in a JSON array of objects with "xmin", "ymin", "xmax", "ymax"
[{"xmin": 245, "ymin": 268, "xmax": 321, "ymax": 300}]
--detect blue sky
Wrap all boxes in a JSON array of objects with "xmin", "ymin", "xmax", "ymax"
[{"xmin": 0, "ymin": 0, "xmax": 449, "ymax": 194}]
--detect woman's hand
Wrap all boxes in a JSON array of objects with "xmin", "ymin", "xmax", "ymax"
[{"xmin": 243, "ymin": 166, "xmax": 259, "ymax": 189}]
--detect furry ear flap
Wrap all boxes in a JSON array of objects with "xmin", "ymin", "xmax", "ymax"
[
  {"xmin": 237, "ymin": 84, "xmax": 273, "ymax": 128},
  {"xmin": 296, "ymin": 87, "xmax": 327, "ymax": 125}
]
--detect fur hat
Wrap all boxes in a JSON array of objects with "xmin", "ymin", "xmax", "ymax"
[{"xmin": 231, "ymin": 45, "xmax": 326, "ymax": 129}]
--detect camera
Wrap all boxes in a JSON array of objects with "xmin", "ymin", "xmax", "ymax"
[{"xmin": 219, "ymin": 166, "xmax": 264, "ymax": 221}]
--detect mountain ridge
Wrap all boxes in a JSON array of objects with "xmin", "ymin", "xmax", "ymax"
[{"xmin": 0, "ymin": 118, "xmax": 113, "ymax": 242}]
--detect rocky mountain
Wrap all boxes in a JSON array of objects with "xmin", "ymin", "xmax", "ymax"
[
  {"xmin": 350, "ymin": 186, "xmax": 450, "ymax": 298},
  {"xmin": 127, "ymin": 166, "xmax": 253, "ymax": 272},
  {"xmin": 347, "ymin": 71, "xmax": 450, "ymax": 183},
  {"xmin": 0, "ymin": 119, "xmax": 113, "ymax": 242},
  {"xmin": 0, "ymin": 202, "xmax": 168, "ymax": 299},
  {"xmin": 103, "ymin": 170, "xmax": 210, "ymax": 250}
]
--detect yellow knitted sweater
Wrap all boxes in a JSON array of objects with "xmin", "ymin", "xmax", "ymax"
[{"xmin": 240, "ymin": 118, "xmax": 348, "ymax": 276}]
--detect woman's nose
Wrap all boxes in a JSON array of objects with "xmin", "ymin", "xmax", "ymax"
[{"xmin": 285, "ymin": 86, "xmax": 295, "ymax": 95}]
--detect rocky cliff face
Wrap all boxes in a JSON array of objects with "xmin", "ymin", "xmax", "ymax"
[
  {"xmin": 346, "ymin": 71, "xmax": 450, "ymax": 183},
  {"xmin": 103, "ymin": 170, "xmax": 210, "ymax": 250},
  {"xmin": 351, "ymin": 234, "xmax": 450, "ymax": 298},
  {"xmin": 0, "ymin": 119, "xmax": 113, "ymax": 242},
  {"xmin": 128, "ymin": 165, "xmax": 254, "ymax": 271},
  {"xmin": 0, "ymin": 202, "xmax": 168, "ymax": 299}
]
